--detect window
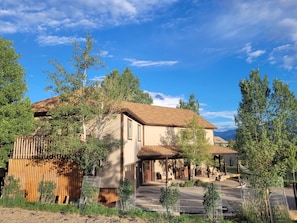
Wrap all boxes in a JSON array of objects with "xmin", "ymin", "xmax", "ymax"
[
  {"xmin": 137, "ymin": 124, "xmax": 141, "ymax": 141},
  {"xmin": 127, "ymin": 119, "xmax": 132, "ymax": 140}
]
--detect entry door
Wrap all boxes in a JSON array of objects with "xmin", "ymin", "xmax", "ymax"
[{"xmin": 143, "ymin": 160, "xmax": 152, "ymax": 182}]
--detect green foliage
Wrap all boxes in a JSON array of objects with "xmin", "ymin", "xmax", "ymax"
[
  {"xmin": 159, "ymin": 185, "xmax": 179, "ymax": 217},
  {"xmin": 203, "ymin": 183, "xmax": 221, "ymax": 221},
  {"xmin": 180, "ymin": 180, "xmax": 195, "ymax": 187},
  {"xmin": 177, "ymin": 93, "xmax": 199, "ymax": 114},
  {"xmin": 1, "ymin": 175, "xmax": 26, "ymax": 207},
  {"xmin": 177, "ymin": 117, "xmax": 211, "ymax": 180},
  {"xmin": 239, "ymin": 199, "xmax": 266, "ymax": 223},
  {"xmin": 271, "ymin": 206, "xmax": 292, "ymax": 223},
  {"xmin": 43, "ymin": 33, "xmax": 124, "ymax": 175},
  {"xmin": 235, "ymin": 70, "xmax": 297, "ymax": 183},
  {"xmin": 1, "ymin": 175, "xmax": 22, "ymax": 198},
  {"xmin": 102, "ymin": 68, "xmax": 153, "ymax": 104},
  {"xmin": 81, "ymin": 180, "xmax": 98, "ymax": 206},
  {"xmin": 38, "ymin": 180, "xmax": 56, "ymax": 204},
  {"xmin": 80, "ymin": 203, "xmax": 118, "ymax": 216},
  {"xmin": 0, "ymin": 38, "xmax": 34, "ymax": 167},
  {"xmin": 118, "ymin": 178, "xmax": 134, "ymax": 212},
  {"xmin": 235, "ymin": 69, "xmax": 297, "ymax": 220}
]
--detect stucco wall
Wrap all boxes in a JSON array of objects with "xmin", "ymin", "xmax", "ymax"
[
  {"xmin": 122, "ymin": 114, "xmax": 143, "ymax": 166},
  {"xmin": 98, "ymin": 148, "xmax": 121, "ymax": 188},
  {"xmin": 144, "ymin": 125, "xmax": 214, "ymax": 146}
]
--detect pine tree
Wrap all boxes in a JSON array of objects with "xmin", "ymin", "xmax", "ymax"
[
  {"xmin": 102, "ymin": 67, "xmax": 153, "ymax": 104},
  {"xmin": 177, "ymin": 93, "xmax": 199, "ymax": 114}
]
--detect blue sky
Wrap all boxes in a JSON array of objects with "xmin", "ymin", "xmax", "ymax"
[{"xmin": 1, "ymin": 0, "xmax": 297, "ymax": 131}]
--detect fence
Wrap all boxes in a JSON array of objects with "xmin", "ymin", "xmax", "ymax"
[
  {"xmin": 8, "ymin": 159, "xmax": 83, "ymax": 203},
  {"xmin": 8, "ymin": 136, "xmax": 83, "ymax": 204}
]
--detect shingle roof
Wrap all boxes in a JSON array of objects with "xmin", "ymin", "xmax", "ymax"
[
  {"xmin": 137, "ymin": 145, "xmax": 183, "ymax": 160},
  {"xmin": 137, "ymin": 145, "xmax": 238, "ymax": 160},
  {"xmin": 121, "ymin": 102, "xmax": 216, "ymax": 128},
  {"xmin": 214, "ymin": 136, "xmax": 228, "ymax": 144},
  {"xmin": 210, "ymin": 145, "xmax": 238, "ymax": 155},
  {"xmin": 33, "ymin": 97, "xmax": 216, "ymax": 129},
  {"xmin": 34, "ymin": 96, "xmax": 60, "ymax": 113}
]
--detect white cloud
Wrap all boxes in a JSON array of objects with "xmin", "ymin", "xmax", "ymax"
[
  {"xmin": 148, "ymin": 91, "xmax": 237, "ymax": 131},
  {"xmin": 213, "ymin": 121, "xmax": 236, "ymax": 132},
  {"xmin": 240, "ymin": 43, "xmax": 266, "ymax": 63},
  {"xmin": 36, "ymin": 35, "xmax": 85, "ymax": 46},
  {"xmin": 200, "ymin": 111, "xmax": 237, "ymax": 120},
  {"xmin": 0, "ymin": 0, "xmax": 178, "ymax": 34},
  {"xmin": 100, "ymin": 50, "xmax": 113, "ymax": 58},
  {"xmin": 269, "ymin": 42, "xmax": 297, "ymax": 70},
  {"xmin": 124, "ymin": 58, "xmax": 178, "ymax": 67},
  {"xmin": 148, "ymin": 91, "xmax": 181, "ymax": 108}
]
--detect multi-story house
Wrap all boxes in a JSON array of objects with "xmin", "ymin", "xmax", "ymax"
[{"xmin": 8, "ymin": 97, "xmax": 238, "ymax": 204}]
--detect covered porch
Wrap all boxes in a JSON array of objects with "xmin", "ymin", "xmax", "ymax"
[{"xmin": 137, "ymin": 145, "xmax": 239, "ymax": 185}]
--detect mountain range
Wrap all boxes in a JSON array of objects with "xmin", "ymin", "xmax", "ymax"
[{"xmin": 214, "ymin": 129, "xmax": 236, "ymax": 141}]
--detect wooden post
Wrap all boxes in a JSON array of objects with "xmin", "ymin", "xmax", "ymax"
[{"xmin": 165, "ymin": 156, "xmax": 168, "ymax": 187}]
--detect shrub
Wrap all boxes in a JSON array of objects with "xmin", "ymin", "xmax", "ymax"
[
  {"xmin": 1, "ymin": 175, "xmax": 23, "ymax": 198},
  {"xmin": 38, "ymin": 180, "xmax": 56, "ymax": 204},
  {"xmin": 183, "ymin": 180, "xmax": 195, "ymax": 187},
  {"xmin": 0, "ymin": 175, "xmax": 26, "ymax": 207},
  {"xmin": 80, "ymin": 180, "xmax": 98, "ymax": 208},
  {"xmin": 159, "ymin": 185, "xmax": 179, "ymax": 217},
  {"xmin": 118, "ymin": 179, "xmax": 134, "ymax": 212},
  {"xmin": 203, "ymin": 183, "xmax": 221, "ymax": 221}
]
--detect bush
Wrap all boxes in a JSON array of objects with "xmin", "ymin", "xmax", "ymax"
[
  {"xmin": 203, "ymin": 183, "xmax": 221, "ymax": 221},
  {"xmin": 118, "ymin": 179, "xmax": 134, "ymax": 213},
  {"xmin": 38, "ymin": 180, "xmax": 56, "ymax": 204},
  {"xmin": 0, "ymin": 175, "xmax": 26, "ymax": 207},
  {"xmin": 1, "ymin": 175, "xmax": 23, "ymax": 198},
  {"xmin": 159, "ymin": 185, "xmax": 179, "ymax": 217},
  {"xmin": 80, "ymin": 180, "xmax": 98, "ymax": 208}
]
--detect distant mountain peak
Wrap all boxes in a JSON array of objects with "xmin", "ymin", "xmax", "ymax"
[{"xmin": 214, "ymin": 129, "xmax": 236, "ymax": 141}]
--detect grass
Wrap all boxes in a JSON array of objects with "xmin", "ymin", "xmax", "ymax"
[{"xmin": 0, "ymin": 196, "xmax": 237, "ymax": 223}]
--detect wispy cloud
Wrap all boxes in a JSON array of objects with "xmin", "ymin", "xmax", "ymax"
[
  {"xmin": 124, "ymin": 58, "xmax": 178, "ymax": 67},
  {"xmin": 0, "ymin": 1, "xmax": 178, "ymax": 34},
  {"xmin": 36, "ymin": 35, "xmax": 85, "ymax": 46},
  {"xmin": 100, "ymin": 50, "xmax": 113, "ymax": 58},
  {"xmin": 213, "ymin": 121, "xmax": 236, "ymax": 132},
  {"xmin": 240, "ymin": 43, "xmax": 266, "ymax": 63},
  {"xmin": 269, "ymin": 42, "xmax": 297, "ymax": 70},
  {"xmin": 201, "ymin": 111, "xmax": 237, "ymax": 120}
]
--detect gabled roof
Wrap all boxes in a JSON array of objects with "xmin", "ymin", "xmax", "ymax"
[
  {"xmin": 121, "ymin": 102, "xmax": 216, "ymax": 128},
  {"xmin": 33, "ymin": 97, "xmax": 216, "ymax": 129},
  {"xmin": 214, "ymin": 136, "xmax": 228, "ymax": 144}
]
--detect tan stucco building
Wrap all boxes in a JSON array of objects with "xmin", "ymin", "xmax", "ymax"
[{"xmin": 9, "ymin": 98, "xmax": 238, "ymax": 204}]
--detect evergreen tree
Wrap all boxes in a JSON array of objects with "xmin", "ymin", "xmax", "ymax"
[
  {"xmin": 102, "ymin": 68, "xmax": 153, "ymax": 104},
  {"xmin": 177, "ymin": 93, "xmax": 199, "ymax": 114},
  {"xmin": 0, "ymin": 38, "xmax": 34, "ymax": 167}
]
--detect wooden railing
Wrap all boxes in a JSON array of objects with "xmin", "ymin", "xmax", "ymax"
[{"xmin": 12, "ymin": 136, "xmax": 52, "ymax": 159}]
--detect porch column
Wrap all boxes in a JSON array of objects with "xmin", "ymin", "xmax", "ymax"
[{"xmin": 165, "ymin": 156, "xmax": 168, "ymax": 187}]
